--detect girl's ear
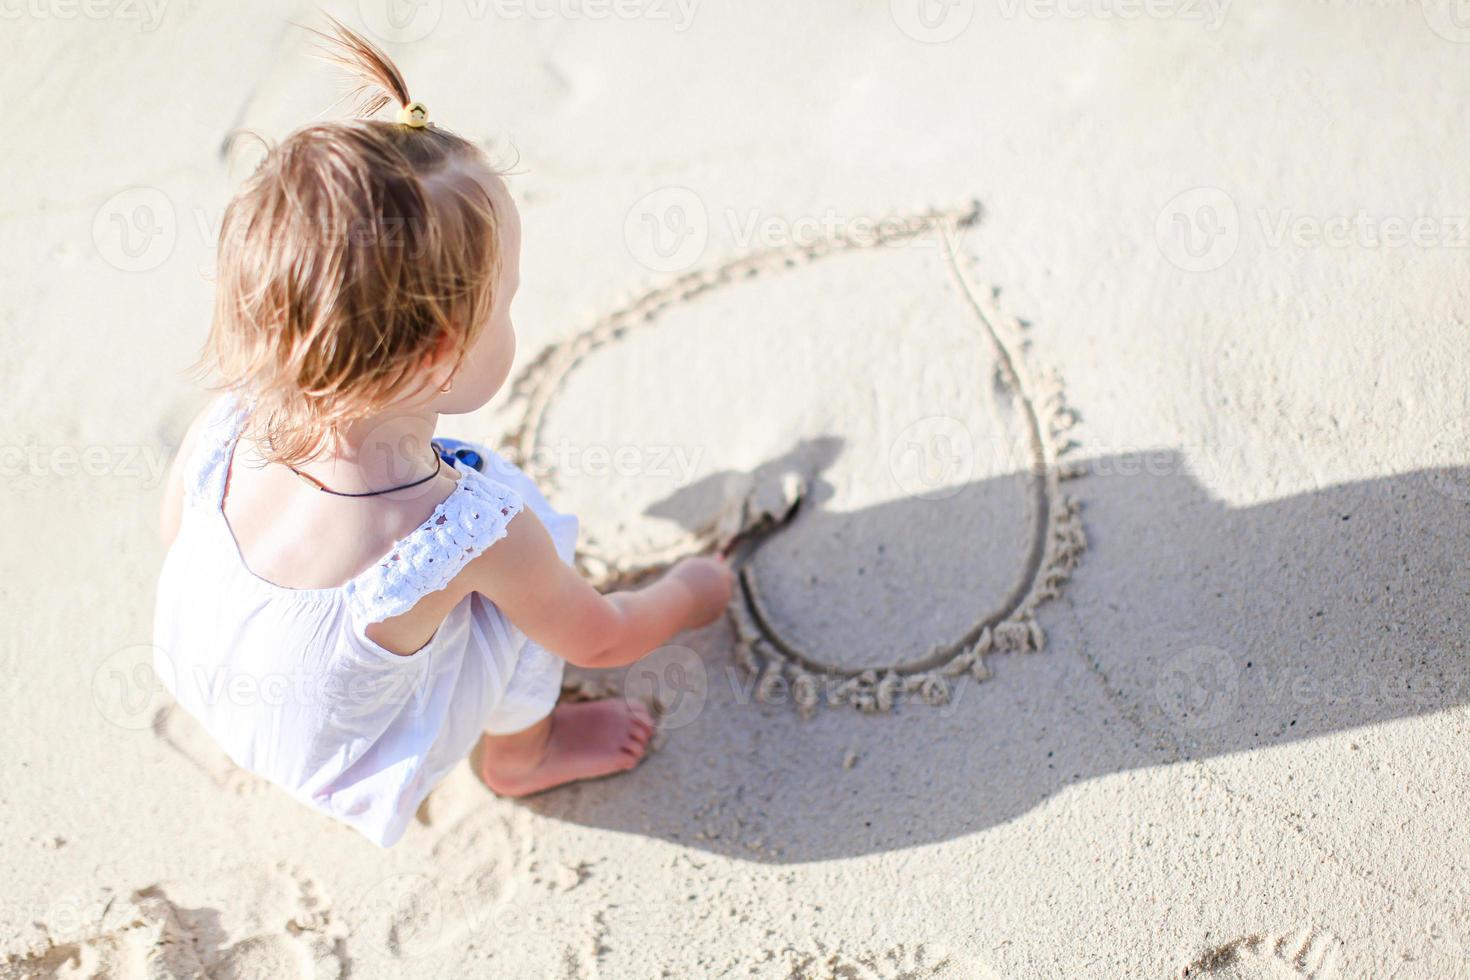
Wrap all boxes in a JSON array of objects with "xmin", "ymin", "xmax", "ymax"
[
  {"xmin": 424, "ymin": 329, "xmax": 461, "ymax": 392},
  {"xmin": 432, "ymin": 328, "xmax": 458, "ymax": 362},
  {"xmin": 426, "ymin": 333, "xmax": 458, "ymax": 371}
]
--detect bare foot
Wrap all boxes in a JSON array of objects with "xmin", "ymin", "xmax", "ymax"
[{"xmin": 476, "ymin": 698, "xmax": 655, "ymax": 797}]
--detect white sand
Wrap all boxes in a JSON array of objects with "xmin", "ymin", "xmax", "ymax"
[{"xmin": 4, "ymin": 1, "xmax": 1470, "ymax": 976}]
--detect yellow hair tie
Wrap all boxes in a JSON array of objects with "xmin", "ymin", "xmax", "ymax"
[{"xmin": 397, "ymin": 101, "xmax": 429, "ymax": 128}]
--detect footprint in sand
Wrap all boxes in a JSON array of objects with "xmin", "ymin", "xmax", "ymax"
[
  {"xmin": 505, "ymin": 203, "xmax": 1086, "ymax": 714},
  {"xmin": 782, "ymin": 940, "xmax": 998, "ymax": 979},
  {"xmin": 348, "ymin": 798, "xmax": 531, "ymax": 962},
  {"xmin": 1181, "ymin": 926, "xmax": 1345, "ymax": 979},
  {"xmin": 0, "ymin": 864, "xmax": 344, "ymax": 980}
]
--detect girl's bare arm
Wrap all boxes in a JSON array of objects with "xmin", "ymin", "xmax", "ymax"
[{"xmin": 460, "ymin": 508, "xmax": 731, "ymax": 670}]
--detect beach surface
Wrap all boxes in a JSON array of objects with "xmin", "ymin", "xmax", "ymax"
[{"xmin": 4, "ymin": 1, "xmax": 1470, "ymax": 976}]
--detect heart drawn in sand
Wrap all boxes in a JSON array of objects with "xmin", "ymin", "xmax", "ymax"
[{"xmin": 506, "ymin": 202, "xmax": 1086, "ymax": 714}]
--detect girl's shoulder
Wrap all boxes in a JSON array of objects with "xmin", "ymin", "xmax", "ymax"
[{"xmin": 344, "ymin": 462, "xmax": 525, "ymax": 627}]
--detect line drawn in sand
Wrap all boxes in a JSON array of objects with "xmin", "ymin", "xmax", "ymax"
[{"xmin": 506, "ymin": 202, "xmax": 1086, "ymax": 714}]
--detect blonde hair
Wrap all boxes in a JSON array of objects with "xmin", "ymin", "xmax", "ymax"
[{"xmin": 203, "ymin": 19, "xmax": 503, "ymax": 466}]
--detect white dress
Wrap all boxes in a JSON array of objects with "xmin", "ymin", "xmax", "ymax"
[{"xmin": 153, "ymin": 396, "xmax": 576, "ymax": 847}]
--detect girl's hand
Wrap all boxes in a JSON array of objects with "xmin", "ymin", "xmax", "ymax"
[{"xmin": 669, "ymin": 556, "xmax": 735, "ymax": 628}]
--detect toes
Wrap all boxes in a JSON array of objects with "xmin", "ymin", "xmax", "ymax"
[
  {"xmin": 627, "ymin": 700, "xmax": 655, "ymax": 729},
  {"xmin": 621, "ymin": 702, "xmax": 656, "ymax": 744}
]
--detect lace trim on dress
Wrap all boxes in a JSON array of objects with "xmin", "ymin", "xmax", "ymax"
[
  {"xmin": 184, "ymin": 392, "xmax": 523, "ymax": 624},
  {"xmin": 343, "ymin": 467, "xmax": 525, "ymax": 625}
]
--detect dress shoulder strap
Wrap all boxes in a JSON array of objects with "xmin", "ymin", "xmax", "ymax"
[
  {"xmin": 344, "ymin": 466, "xmax": 525, "ymax": 625},
  {"xmin": 185, "ymin": 394, "xmax": 248, "ymax": 507}
]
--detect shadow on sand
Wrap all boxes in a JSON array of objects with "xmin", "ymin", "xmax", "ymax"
[{"xmin": 519, "ymin": 448, "xmax": 1470, "ymax": 863}]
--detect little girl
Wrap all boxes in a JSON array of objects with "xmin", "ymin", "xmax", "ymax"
[{"xmin": 153, "ymin": 22, "xmax": 733, "ymax": 847}]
